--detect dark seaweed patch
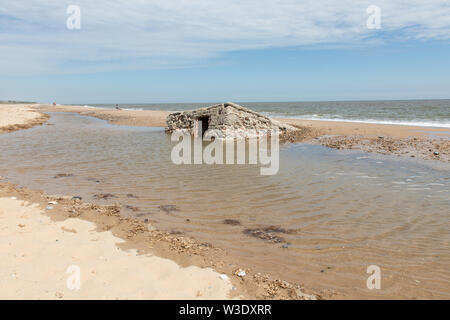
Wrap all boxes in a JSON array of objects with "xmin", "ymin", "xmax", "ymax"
[
  {"xmin": 158, "ymin": 205, "xmax": 179, "ymax": 214},
  {"xmin": 93, "ymin": 193, "xmax": 118, "ymax": 200},
  {"xmin": 243, "ymin": 225, "xmax": 297, "ymax": 243},
  {"xmin": 53, "ymin": 173, "xmax": 74, "ymax": 179},
  {"xmin": 223, "ymin": 219, "xmax": 241, "ymax": 226}
]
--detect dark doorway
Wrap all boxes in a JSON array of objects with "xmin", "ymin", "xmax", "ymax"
[{"xmin": 199, "ymin": 116, "xmax": 209, "ymax": 137}]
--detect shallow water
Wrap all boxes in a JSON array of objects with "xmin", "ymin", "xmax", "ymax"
[{"xmin": 1, "ymin": 112, "xmax": 449, "ymax": 299}]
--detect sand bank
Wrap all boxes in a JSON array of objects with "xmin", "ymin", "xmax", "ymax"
[
  {"xmin": 33, "ymin": 104, "xmax": 168, "ymax": 127},
  {"xmin": 0, "ymin": 104, "xmax": 49, "ymax": 133}
]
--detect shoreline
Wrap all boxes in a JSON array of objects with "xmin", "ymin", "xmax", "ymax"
[
  {"xmin": 0, "ymin": 183, "xmax": 232, "ymax": 299},
  {"xmin": 32, "ymin": 104, "xmax": 450, "ymax": 136},
  {"xmin": 31, "ymin": 104, "xmax": 449, "ymax": 162},
  {"xmin": 0, "ymin": 180, "xmax": 318, "ymax": 300}
]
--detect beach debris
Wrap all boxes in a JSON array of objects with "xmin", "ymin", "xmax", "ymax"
[
  {"xmin": 18, "ymin": 224, "xmax": 26, "ymax": 228},
  {"xmin": 223, "ymin": 219, "xmax": 241, "ymax": 226},
  {"xmin": 219, "ymin": 274, "xmax": 229, "ymax": 281},
  {"xmin": 93, "ymin": 193, "xmax": 118, "ymax": 200},
  {"xmin": 48, "ymin": 201, "xmax": 58, "ymax": 205},
  {"xmin": 236, "ymin": 270, "xmax": 246, "ymax": 277},
  {"xmin": 10, "ymin": 197, "xmax": 17, "ymax": 200},
  {"xmin": 46, "ymin": 206, "xmax": 54, "ymax": 210},
  {"xmin": 243, "ymin": 228, "xmax": 285, "ymax": 243},
  {"xmin": 72, "ymin": 196, "xmax": 82, "ymax": 201},
  {"xmin": 126, "ymin": 193, "xmax": 138, "ymax": 198},
  {"xmin": 158, "ymin": 204, "xmax": 179, "ymax": 214},
  {"xmin": 53, "ymin": 173, "xmax": 74, "ymax": 179},
  {"xmin": 317, "ymin": 135, "xmax": 450, "ymax": 162},
  {"xmin": 243, "ymin": 225, "xmax": 296, "ymax": 243},
  {"xmin": 87, "ymin": 177, "xmax": 101, "ymax": 183}
]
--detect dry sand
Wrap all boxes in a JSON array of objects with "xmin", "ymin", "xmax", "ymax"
[
  {"xmin": 0, "ymin": 196, "xmax": 233, "ymax": 299},
  {"xmin": 0, "ymin": 104, "xmax": 49, "ymax": 133}
]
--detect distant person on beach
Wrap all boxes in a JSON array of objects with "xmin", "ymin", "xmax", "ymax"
[{"xmin": 115, "ymin": 104, "xmax": 121, "ymax": 110}]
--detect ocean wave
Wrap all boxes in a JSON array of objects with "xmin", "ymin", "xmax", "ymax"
[
  {"xmin": 79, "ymin": 105, "xmax": 107, "ymax": 110},
  {"xmin": 262, "ymin": 113, "xmax": 450, "ymax": 128},
  {"xmin": 122, "ymin": 108, "xmax": 144, "ymax": 111}
]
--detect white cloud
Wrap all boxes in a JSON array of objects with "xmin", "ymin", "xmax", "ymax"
[{"xmin": 0, "ymin": 0, "xmax": 449, "ymax": 75}]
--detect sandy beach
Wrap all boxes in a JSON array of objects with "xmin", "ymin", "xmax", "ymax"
[{"xmin": 1, "ymin": 103, "xmax": 449, "ymax": 300}]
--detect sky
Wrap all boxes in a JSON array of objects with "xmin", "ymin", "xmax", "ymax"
[{"xmin": 0, "ymin": 0, "xmax": 449, "ymax": 103}]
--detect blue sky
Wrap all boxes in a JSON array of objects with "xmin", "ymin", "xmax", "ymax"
[{"xmin": 1, "ymin": 1, "xmax": 449, "ymax": 103}]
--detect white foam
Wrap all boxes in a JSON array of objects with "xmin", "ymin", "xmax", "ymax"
[
  {"xmin": 122, "ymin": 108, "xmax": 144, "ymax": 111},
  {"xmin": 263, "ymin": 113, "xmax": 450, "ymax": 128}
]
